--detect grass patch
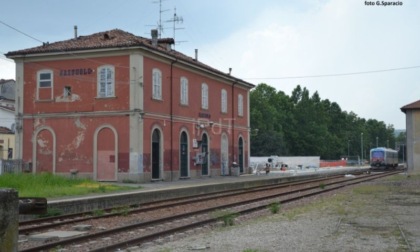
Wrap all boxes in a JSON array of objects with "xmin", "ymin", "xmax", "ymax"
[
  {"xmin": 352, "ymin": 185, "xmax": 389, "ymax": 195},
  {"xmin": 0, "ymin": 173, "xmax": 136, "ymax": 198},
  {"xmin": 92, "ymin": 209, "xmax": 105, "ymax": 217},
  {"xmin": 111, "ymin": 205, "xmax": 131, "ymax": 216},
  {"xmin": 213, "ymin": 210, "xmax": 238, "ymax": 226},
  {"xmin": 268, "ymin": 202, "xmax": 281, "ymax": 214},
  {"xmin": 38, "ymin": 207, "xmax": 62, "ymax": 218}
]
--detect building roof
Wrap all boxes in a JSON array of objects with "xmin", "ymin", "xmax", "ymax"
[
  {"xmin": 0, "ymin": 126, "xmax": 13, "ymax": 134},
  {"xmin": 6, "ymin": 29, "xmax": 254, "ymax": 89},
  {"xmin": 0, "ymin": 79, "xmax": 14, "ymax": 84},
  {"xmin": 401, "ymin": 99, "xmax": 420, "ymax": 113},
  {"xmin": 0, "ymin": 105, "xmax": 15, "ymax": 113}
]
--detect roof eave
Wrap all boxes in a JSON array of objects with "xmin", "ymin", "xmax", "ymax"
[{"xmin": 7, "ymin": 42, "xmax": 255, "ymax": 89}]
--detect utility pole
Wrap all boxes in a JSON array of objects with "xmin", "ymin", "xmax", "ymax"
[{"xmin": 361, "ymin": 133, "xmax": 364, "ymax": 166}]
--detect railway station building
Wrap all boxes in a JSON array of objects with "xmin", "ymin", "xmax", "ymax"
[
  {"xmin": 6, "ymin": 29, "xmax": 254, "ymax": 182},
  {"xmin": 401, "ymin": 100, "xmax": 420, "ymax": 174}
]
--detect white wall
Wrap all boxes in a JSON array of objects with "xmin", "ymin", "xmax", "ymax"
[
  {"xmin": 250, "ymin": 155, "xmax": 320, "ymax": 171},
  {"xmin": 0, "ymin": 108, "xmax": 14, "ymax": 130}
]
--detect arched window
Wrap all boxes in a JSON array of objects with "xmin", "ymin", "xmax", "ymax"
[
  {"xmin": 152, "ymin": 68, "xmax": 162, "ymax": 100},
  {"xmin": 221, "ymin": 89, "xmax": 227, "ymax": 113},
  {"xmin": 180, "ymin": 77, "xmax": 188, "ymax": 105},
  {"xmin": 97, "ymin": 65, "xmax": 115, "ymax": 98},
  {"xmin": 201, "ymin": 83, "xmax": 208, "ymax": 109}
]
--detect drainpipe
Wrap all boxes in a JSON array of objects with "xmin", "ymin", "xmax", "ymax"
[
  {"xmin": 231, "ymin": 81, "xmax": 237, "ymax": 166},
  {"xmin": 170, "ymin": 59, "xmax": 178, "ymax": 181}
]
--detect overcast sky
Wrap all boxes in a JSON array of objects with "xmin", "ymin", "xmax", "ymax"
[{"xmin": 1, "ymin": 0, "xmax": 419, "ymax": 129}]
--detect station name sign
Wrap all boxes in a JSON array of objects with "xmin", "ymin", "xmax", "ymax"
[
  {"xmin": 60, "ymin": 68, "xmax": 93, "ymax": 76},
  {"xmin": 198, "ymin": 112, "xmax": 211, "ymax": 118}
]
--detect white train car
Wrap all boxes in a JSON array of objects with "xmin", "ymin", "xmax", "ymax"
[{"xmin": 370, "ymin": 147, "xmax": 398, "ymax": 169}]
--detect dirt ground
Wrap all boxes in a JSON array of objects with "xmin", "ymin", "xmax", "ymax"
[{"xmin": 140, "ymin": 172, "xmax": 420, "ymax": 252}]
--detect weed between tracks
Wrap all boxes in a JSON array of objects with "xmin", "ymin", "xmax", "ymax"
[
  {"xmin": 212, "ymin": 210, "xmax": 238, "ymax": 226},
  {"xmin": 268, "ymin": 202, "xmax": 281, "ymax": 214}
]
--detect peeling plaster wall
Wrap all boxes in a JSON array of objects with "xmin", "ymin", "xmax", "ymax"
[
  {"xmin": 21, "ymin": 54, "xmax": 132, "ymax": 179},
  {"xmin": 17, "ymin": 49, "xmax": 252, "ymax": 182}
]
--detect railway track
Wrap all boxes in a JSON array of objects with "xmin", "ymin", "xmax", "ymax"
[
  {"xmin": 19, "ymin": 174, "xmax": 346, "ymax": 233},
  {"xmin": 19, "ymin": 170, "xmax": 402, "ymax": 252}
]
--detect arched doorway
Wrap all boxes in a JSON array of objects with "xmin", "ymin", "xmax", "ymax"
[
  {"xmin": 34, "ymin": 128, "xmax": 55, "ymax": 173},
  {"xmin": 221, "ymin": 133, "xmax": 229, "ymax": 175},
  {"xmin": 96, "ymin": 127, "xmax": 117, "ymax": 181},
  {"xmin": 180, "ymin": 131, "xmax": 189, "ymax": 177},
  {"xmin": 201, "ymin": 133, "xmax": 209, "ymax": 176},
  {"xmin": 152, "ymin": 129, "xmax": 161, "ymax": 180},
  {"xmin": 238, "ymin": 137, "xmax": 244, "ymax": 173}
]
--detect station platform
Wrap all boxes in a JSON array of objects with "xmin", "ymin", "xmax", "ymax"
[{"xmin": 44, "ymin": 166, "xmax": 369, "ymax": 217}]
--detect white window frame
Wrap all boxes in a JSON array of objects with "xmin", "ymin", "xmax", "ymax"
[
  {"xmin": 152, "ymin": 68, "xmax": 162, "ymax": 100},
  {"xmin": 221, "ymin": 89, "xmax": 227, "ymax": 113},
  {"xmin": 180, "ymin": 77, "xmax": 188, "ymax": 105},
  {"xmin": 38, "ymin": 70, "xmax": 53, "ymax": 88},
  {"xmin": 97, "ymin": 65, "xmax": 115, "ymax": 98},
  {"xmin": 201, "ymin": 83, "xmax": 208, "ymax": 109},
  {"xmin": 36, "ymin": 69, "xmax": 53, "ymax": 100},
  {"xmin": 238, "ymin": 94, "xmax": 244, "ymax": 116}
]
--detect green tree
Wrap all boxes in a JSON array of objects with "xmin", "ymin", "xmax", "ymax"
[{"xmin": 249, "ymin": 83, "xmax": 397, "ymax": 161}]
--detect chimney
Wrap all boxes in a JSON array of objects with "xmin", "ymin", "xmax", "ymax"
[
  {"xmin": 74, "ymin": 25, "xmax": 78, "ymax": 39},
  {"xmin": 228, "ymin": 68, "xmax": 232, "ymax": 75},
  {"xmin": 151, "ymin": 29, "xmax": 158, "ymax": 47},
  {"xmin": 195, "ymin": 49, "xmax": 198, "ymax": 61}
]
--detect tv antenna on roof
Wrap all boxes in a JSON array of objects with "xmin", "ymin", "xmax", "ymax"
[
  {"xmin": 166, "ymin": 7, "xmax": 186, "ymax": 49},
  {"xmin": 153, "ymin": 0, "xmax": 169, "ymax": 38}
]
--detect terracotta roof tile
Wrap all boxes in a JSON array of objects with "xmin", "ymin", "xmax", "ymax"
[
  {"xmin": 5, "ymin": 29, "xmax": 254, "ymax": 88},
  {"xmin": 6, "ymin": 29, "xmax": 150, "ymax": 55},
  {"xmin": 0, "ymin": 126, "xmax": 13, "ymax": 134},
  {"xmin": 401, "ymin": 99, "xmax": 420, "ymax": 113}
]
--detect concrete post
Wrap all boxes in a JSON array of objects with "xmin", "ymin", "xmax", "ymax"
[{"xmin": 0, "ymin": 189, "xmax": 18, "ymax": 252}]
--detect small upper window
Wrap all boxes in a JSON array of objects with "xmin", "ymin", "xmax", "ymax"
[
  {"xmin": 180, "ymin": 77, "xmax": 188, "ymax": 105},
  {"xmin": 201, "ymin": 83, "xmax": 208, "ymax": 109},
  {"xmin": 221, "ymin": 89, "xmax": 227, "ymax": 113},
  {"xmin": 64, "ymin": 86, "xmax": 71, "ymax": 98},
  {"xmin": 38, "ymin": 70, "xmax": 53, "ymax": 88},
  {"xmin": 97, "ymin": 65, "xmax": 115, "ymax": 97},
  {"xmin": 238, "ymin": 94, "xmax": 244, "ymax": 116},
  {"xmin": 152, "ymin": 68, "xmax": 162, "ymax": 100}
]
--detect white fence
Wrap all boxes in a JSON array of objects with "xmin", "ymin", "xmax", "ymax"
[{"xmin": 250, "ymin": 156, "xmax": 320, "ymax": 173}]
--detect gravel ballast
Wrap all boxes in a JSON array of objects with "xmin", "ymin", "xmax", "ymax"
[{"xmin": 139, "ymin": 173, "xmax": 420, "ymax": 252}]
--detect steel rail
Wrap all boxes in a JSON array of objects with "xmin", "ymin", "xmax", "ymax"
[
  {"xmin": 89, "ymin": 170, "xmax": 401, "ymax": 252},
  {"xmin": 20, "ymin": 170, "xmax": 399, "ymax": 252},
  {"xmin": 19, "ymin": 174, "xmax": 345, "ymax": 233}
]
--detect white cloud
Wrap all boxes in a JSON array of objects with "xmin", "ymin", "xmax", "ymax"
[{"xmin": 198, "ymin": 0, "xmax": 420, "ymax": 129}]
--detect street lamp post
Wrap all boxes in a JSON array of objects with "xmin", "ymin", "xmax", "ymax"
[
  {"xmin": 376, "ymin": 136, "xmax": 378, "ymax": 147},
  {"xmin": 348, "ymin": 140, "xmax": 350, "ymax": 157},
  {"xmin": 361, "ymin": 133, "xmax": 364, "ymax": 166}
]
